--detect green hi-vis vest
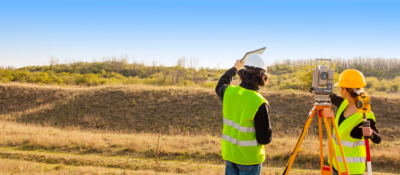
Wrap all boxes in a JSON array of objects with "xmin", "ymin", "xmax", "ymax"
[
  {"xmin": 329, "ymin": 99, "xmax": 375, "ymax": 174},
  {"xmin": 221, "ymin": 85, "xmax": 269, "ymax": 165}
]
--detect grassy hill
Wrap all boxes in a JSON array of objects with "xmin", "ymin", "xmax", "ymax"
[
  {"xmin": 1, "ymin": 83, "xmax": 399, "ymax": 139},
  {"xmin": 1, "ymin": 83, "xmax": 399, "ymax": 174}
]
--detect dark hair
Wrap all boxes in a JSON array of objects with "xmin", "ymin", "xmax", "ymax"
[
  {"xmin": 345, "ymin": 88, "xmax": 359, "ymax": 99},
  {"xmin": 238, "ymin": 68, "xmax": 269, "ymax": 86}
]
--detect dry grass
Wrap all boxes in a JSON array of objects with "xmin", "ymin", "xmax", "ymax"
[
  {"xmin": 1, "ymin": 83, "xmax": 399, "ymax": 140},
  {"xmin": 0, "ymin": 120, "xmax": 221, "ymax": 161},
  {"xmin": 2, "ymin": 158, "xmax": 357, "ymax": 175},
  {"xmin": 0, "ymin": 158, "xmax": 184, "ymax": 175},
  {"xmin": 0, "ymin": 120, "xmax": 399, "ymax": 174},
  {"xmin": 1, "ymin": 83, "xmax": 400, "ymax": 174}
]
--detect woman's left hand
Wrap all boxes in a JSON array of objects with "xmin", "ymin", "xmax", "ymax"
[
  {"xmin": 234, "ymin": 59, "xmax": 245, "ymax": 71},
  {"xmin": 359, "ymin": 125, "xmax": 372, "ymax": 137}
]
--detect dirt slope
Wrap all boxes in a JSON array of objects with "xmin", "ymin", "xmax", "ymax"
[{"xmin": 1, "ymin": 83, "xmax": 399, "ymax": 140}]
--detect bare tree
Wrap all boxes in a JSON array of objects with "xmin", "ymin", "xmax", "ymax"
[
  {"xmin": 188, "ymin": 57, "xmax": 199, "ymax": 69},
  {"xmin": 0, "ymin": 66, "xmax": 15, "ymax": 70},
  {"xmin": 49, "ymin": 56, "xmax": 60, "ymax": 67},
  {"xmin": 177, "ymin": 57, "xmax": 186, "ymax": 68},
  {"xmin": 152, "ymin": 60, "xmax": 158, "ymax": 74}
]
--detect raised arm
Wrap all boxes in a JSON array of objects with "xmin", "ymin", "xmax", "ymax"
[{"xmin": 215, "ymin": 60, "xmax": 245, "ymax": 101}]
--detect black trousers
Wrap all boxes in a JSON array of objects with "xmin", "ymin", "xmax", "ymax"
[{"xmin": 332, "ymin": 167, "xmax": 362, "ymax": 175}]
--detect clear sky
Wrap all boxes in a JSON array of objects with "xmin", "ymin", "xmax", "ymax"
[{"xmin": 0, "ymin": 0, "xmax": 399, "ymax": 69}]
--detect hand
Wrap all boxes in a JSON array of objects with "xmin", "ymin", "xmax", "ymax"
[
  {"xmin": 234, "ymin": 59, "xmax": 245, "ymax": 70},
  {"xmin": 359, "ymin": 126, "xmax": 372, "ymax": 137}
]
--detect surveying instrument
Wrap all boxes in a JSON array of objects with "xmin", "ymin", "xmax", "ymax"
[
  {"xmin": 356, "ymin": 92, "xmax": 373, "ymax": 175},
  {"xmin": 282, "ymin": 59, "xmax": 350, "ymax": 175}
]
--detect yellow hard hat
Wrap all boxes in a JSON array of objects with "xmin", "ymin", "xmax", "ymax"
[{"xmin": 334, "ymin": 69, "xmax": 366, "ymax": 88}]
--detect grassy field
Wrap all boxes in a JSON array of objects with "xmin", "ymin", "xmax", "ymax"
[{"xmin": 1, "ymin": 83, "xmax": 399, "ymax": 174}]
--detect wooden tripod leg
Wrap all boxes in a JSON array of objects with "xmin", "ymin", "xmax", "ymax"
[
  {"xmin": 332, "ymin": 117, "xmax": 350, "ymax": 174},
  {"xmin": 323, "ymin": 117, "xmax": 345, "ymax": 175},
  {"xmin": 282, "ymin": 107, "xmax": 316, "ymax": 175}
]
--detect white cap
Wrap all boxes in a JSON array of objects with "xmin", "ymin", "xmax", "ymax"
[{"xmin": 244, "ymin": 54, "xmax": 267, "ymax": 70}]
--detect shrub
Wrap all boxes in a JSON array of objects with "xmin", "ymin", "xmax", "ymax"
[
  {"xmin": 107, "ymin": 72, "xmax": 125, "ymax": 80},
  {"xmin": 143, "ymin": 78, "xmax": 158, "ymax": 85},
  {"xmin": 0, "ymin": 69, "xmax": 14, "ymax": 82},
  {"xmin": 13, "ymin": 70, "xmax": 30, "ymax": 82},
  {"xmin": 212, "ymin": 73, "xmax": 221, "ymax": 81},
  {"xmin": 74, "ymin": 73, "xmax": 100, "ymax": 86},
  {"xmin": 202, "ymin": 82, "xmax": 217, "ymax": 88},
  {"xmin": 123, "ymin": 76, "xmax": 141, "ymax": 85},
  {"xmin": 27, "ymin": 72, "xmax": 51, "ymax": 84},
  {"xmin": 390, "ymin": 83, "xmax": 400, "ymax": 92},
  {"xmin": 365, "ymin": 77, "xmax": 380, "ymax": 89}
]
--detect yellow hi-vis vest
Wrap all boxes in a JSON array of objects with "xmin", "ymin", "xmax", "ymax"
[
  {"xmin": 329, "ymin": 99, "xmax": 375, "ymax": 174},
  {"xmin": 221, "ymin": 85, "xmax": 269, "ymax": 165}
]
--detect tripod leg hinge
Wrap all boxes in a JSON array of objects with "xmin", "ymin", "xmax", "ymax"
[{"xmin": 321, "ymin": 166, "xmax": 331, "ymax": 175}]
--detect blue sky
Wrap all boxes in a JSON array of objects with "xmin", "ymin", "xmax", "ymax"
[{"xmin": 0, "ymin": 0, "xmax": 399, "ymax": 69}]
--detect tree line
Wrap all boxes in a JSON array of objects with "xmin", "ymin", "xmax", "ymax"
[
  {"xmin": 271, "ymin": 57, "xmax": 400, "ymax": 79},
  {"xmin": 1, "ymin": 56, "xmax": 400, "ymax": 94},
  {"xmin": 0, "ymin": 57, "xmax": 220, "ymax": 87}
]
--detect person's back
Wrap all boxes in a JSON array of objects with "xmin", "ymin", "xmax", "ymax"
[
  {"xmin": 222, "ymin": 85, "xmax": 267, "ymax": 164},
  {"xmin": 215, "ymin": 55, "xmax": 272, "ymax": 175}
]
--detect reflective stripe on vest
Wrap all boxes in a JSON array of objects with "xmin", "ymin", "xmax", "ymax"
[
  {"xmin": 223, "ymin": 118, "xmax": 256, "ymax": 133},
  {"xmin": 222, "ymin": 134, "xmax": 258, "ymax": 146},
  {"xmin": 337, "ymin": 156, "xmax": 366, "ymax": 163},
  {"xmin": 221, "ymin": 85, "xmax": 269, "ymax": 165},
  {"xmin": 332, "ymin": 133, "xmax": 365, "ymax": 148}
]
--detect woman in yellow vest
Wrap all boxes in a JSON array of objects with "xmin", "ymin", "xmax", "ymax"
[
  {"xmin": 330, "ymin": 69, "xmax": 382, "ymax": 175},
  {"xmin": 215, "ymin": 54, "xmax": 272, "ymax": 175}
]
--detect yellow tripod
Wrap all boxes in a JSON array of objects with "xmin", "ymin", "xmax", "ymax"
[{"xmin": 282, "ymin": 103, "xmax": 350, "ymax": 175}]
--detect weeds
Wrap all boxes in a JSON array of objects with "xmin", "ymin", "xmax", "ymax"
[{"xmin": 155, "ymin": 131, "xmax": 162, "ymax": 175}]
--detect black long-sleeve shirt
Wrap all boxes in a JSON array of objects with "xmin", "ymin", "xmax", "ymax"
[
  {"xmin": 215, "ymin": 67, "xmax": 272, "ymax": 145},
  {"xmin": 330, "ymin": 94, "xmax": 382, "ymax": 144}
]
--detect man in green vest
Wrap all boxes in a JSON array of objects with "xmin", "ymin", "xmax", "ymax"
[
  {"xmin": 329, "ymin": 69, "xmax": 382, "ymax": 175},
  {"xmin": 215, "ymin": 54, "xmax": 272, "ymax": 175}
]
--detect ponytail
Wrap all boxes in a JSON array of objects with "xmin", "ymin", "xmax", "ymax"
[{"xmin": 345, "ymin": 88, "xmax": 365, "ymax": 99}]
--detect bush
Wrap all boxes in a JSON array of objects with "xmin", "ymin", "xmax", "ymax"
[
  {"xmin": 178, "ymin": 79, "xmax": 195, "ymax": 86},
  {"xmin": 212, "ymin": 73, "xmax": 221, "ymax": 81},
  {"xmin": 390, "ymin": 83, "xmax": 400, "ymax": 92},
  {"xmin": 123, "ymin": 76, "xmax": 141, "ymax": 85},
  {"xmin": 0, "ymin": 69, "xmax": 14, "ymax": 82},
  {"xmin": 279, "ymin": 81, "xmax": 303, "ymax": 90},
  {"xmin": 202, "ymin": 82, "xmax": 217, "ymax": 88},
  {"xmin": 27, "ymin": 72, "xmax": 51, "ymax": 84},
  {"xmin": 58, "ymin": 73, "xmax": 74, "ymax": 85},
  {"xmin": 107, "ymin": 72, "xmax": 125, "ymax": 80},
  {"xmin": 99, "ymin": 77, "xmax": 120, "ymax": 85},
  {"xmin": 365, "ymin": 77, "xmax": 380, "ymax": 89},
  {"xmin": 143, "ymin": 78, "xmax": 158, "ymax": 85},
  {"xmin": 13, "ymin": 70, "xmax": 30, "ymax": 82},
  {"xmin": 74, "ymin": 73, "xmax": 100, "ymax": 86},
  {"xmin": 378, "ymin": 79, "xmax": 391, "ymax": 91}
]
